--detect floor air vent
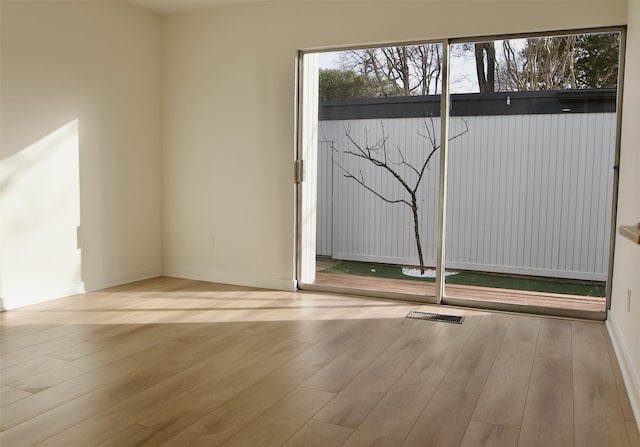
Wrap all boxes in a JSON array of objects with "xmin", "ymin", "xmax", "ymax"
[{"xmin": 406, "ymin": 311, "xmax": 464, "ymax": 324}]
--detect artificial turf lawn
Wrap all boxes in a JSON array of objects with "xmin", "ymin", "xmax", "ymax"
[{"xmin": 321, "ymin": 260, "xmax": 606, "ymax": 297}]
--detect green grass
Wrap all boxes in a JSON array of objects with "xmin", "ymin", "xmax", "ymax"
[{"xmin": 321, "ymin": 260, "xmax": 606, "ymax": 297}]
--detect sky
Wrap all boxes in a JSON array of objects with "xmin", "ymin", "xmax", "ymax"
[{"xmin": 315, "ymin": 40, "xmax": 526, "ymax": 94}]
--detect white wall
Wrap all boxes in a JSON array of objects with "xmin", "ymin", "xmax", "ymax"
[
  {"xmin": 0, "ymin": 1, "xmax": 163, "ymax": 308},
  {"xmin": 162, "ymin": 0, "xmax": 627, "ymax": 290},
  {"xmin": 608, "ymin": 0, "xmax": 640, "ymax": 425}
]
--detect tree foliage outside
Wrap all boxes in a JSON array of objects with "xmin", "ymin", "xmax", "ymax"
[
  {"xmin": 319, "ymin": 43, "xmax": 443, "ymax": 100},
  {"xmin": 319, "ymin": 32, "xmax": 619, "ymax": 99},
  {"xmin": 319, "ymin": 69, "xmax": 393, "ymax": 100},
  {"xmin": 575, "ymin": 33, "xmax": 620, "ymax": 88},
  {"xmin": 497, "ymin": 33, "xmax": 619, "ymax": 91},
  {"xmin": 339, "ymin": 44, "xmax": 443, "ymax": 96},
  {"xmin": 498, "ymin": 36, "xmax": 579, "ymax": 91}
]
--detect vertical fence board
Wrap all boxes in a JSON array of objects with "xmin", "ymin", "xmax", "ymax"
[{"xmin": 317, "ymin": 112, "xmax": 615, "ymax": 281}]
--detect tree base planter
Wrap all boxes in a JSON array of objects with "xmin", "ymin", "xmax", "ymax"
[{"xmin": 402, "ymin": 267, "xmax": 458, "ymax": 278}]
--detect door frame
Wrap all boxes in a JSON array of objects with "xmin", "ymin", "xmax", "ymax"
[{"xmin": 295, "ymin": 26, "xmax": 626, "ymax": 321}]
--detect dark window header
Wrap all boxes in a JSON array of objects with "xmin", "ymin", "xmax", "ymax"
[{"xmin": 319, "ymin": 89, "xmax": 616, "ymax": 121}]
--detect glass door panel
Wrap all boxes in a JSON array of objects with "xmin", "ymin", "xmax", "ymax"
[
  {"xmin": 444, "ymin": 32, "xmax": 620, "ymax": 314},
  {"xmin": 300, "ymin": 43, "xmax": 444, "ymax": 301}
]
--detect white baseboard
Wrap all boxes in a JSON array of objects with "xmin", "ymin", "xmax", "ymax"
[
  {"xmin": 1, "ymin": 265, "xmax": 294, "ymax": 309},
  {"xmin": 606, "ymin": 313, "xmax": 640, "ymax": 426},
  {"xmin": 82, "ymin": 267, "xmax": 162, "ymax": 292},
  {"xmin": 1, "ymin": 267, "xmax": 162, "ymax": 310},
  {"xmin": 1, "ymin": 283, "xmax": 87, "ymax": 310},
  {"xmin": 163, "ymin": 265, "xmax": 297, "ymax": 292}
]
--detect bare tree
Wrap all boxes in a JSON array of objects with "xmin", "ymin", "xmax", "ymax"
[
  {"xmin": 323, "ymin": 33, "xmax": 617, "ymax": 99},
  {"xmin": 326, "ymin": 119, "xmax": 468, "ymax": 274},
  {"xmin": 340, "ymin": 44, "xmax": 442, "ymax": 96},
  {"xmin": 498, "ymin": 36, "xmax": 577, "ymax": 91}
]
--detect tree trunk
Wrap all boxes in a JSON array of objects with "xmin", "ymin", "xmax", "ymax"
[
  {"xmin": 475, "ymin": 42, "xmax": 496, "ymax": 92},
  {"xmin": 486, "ymin": 43, "xmax": 496, "ymax": 91},
  {"xmin": 411, "ymin": 197, "xmax": 425, "ymax": 274}
]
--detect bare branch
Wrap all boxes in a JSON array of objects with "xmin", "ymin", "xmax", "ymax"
[
  {"xmin": 390, "ymin": 145, "xmax": 421, "ymax": 177},
  {"xmin": 339, "ymin": 128, "xmax": 416, "ymax": 196},
  {"xmin": 333, "ymin": 160, "xmax": 411, "ymax": 207},
  {"xmin": 414, "ymin": 118, "xmax": 469, "ymax": 193}
]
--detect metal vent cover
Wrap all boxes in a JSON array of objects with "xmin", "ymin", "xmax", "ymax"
[{"xmin": 406, "ymin": 311, "xmax": 464, "ymax": 324}]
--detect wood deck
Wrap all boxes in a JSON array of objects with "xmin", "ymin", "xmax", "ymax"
[{"xmin": 314, "ymin": 272, "xmax": 606, "ymax": 313}]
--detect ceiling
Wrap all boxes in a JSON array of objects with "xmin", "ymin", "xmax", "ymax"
[{"xmin": 127, "ymin": 0, "xmax": 271, "ymax": 15}]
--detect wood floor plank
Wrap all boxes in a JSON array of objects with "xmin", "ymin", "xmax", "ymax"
[
  {"xmin": 439, "ymin": 313, "xmax": 511, "ymax": 394},
  {"xmin": 287, "ymin": 319, "xmax": 352, "ymax": 344},
  {"xmin": 0, "ymin": 385, "xmax": 32, "ymax": 406},
  {"xmin": 48, "ymin": 325, "xmax": 144, "ymax": 361},
  {"xmin": 0, "ymin": 325, "xmax": 88, "ymax": 355},
  {"xmin": 157, "ymin": 362, "xmax": 320, "ymax": 446},
  {"xmin": 35, "ymin": 384, "xmax": 187, "ymax": 447},
  {"xmin": 0, "ymin": 341, "xmax": 191, "ymax": 444},
  {"xmin": 97, "ymin": 424, "xmax": 173, "ymax": 447},
  {"xmin": 156, "ymin": 430, "xmax": 224, "ymax": 447},
  {"xmin": 0, "ymin": 356, "xmax": 68, "ymax": 386},
  {"xmin": 0, "ymin": 334, "xmax": 87, "ymax": 369},
  {"xmin": 221, "ymin": 387, "xmax": 334, "ymax": 447},
  {"xmin": 139, "ymin": 337, "xmax": 313, "ymax": 434},
  {"xmin": 572, "ymin": 322, "xmax": 613, "ymax": 384},
  {"xmin": 401, "ymin": 388, "xmax": 479, "ymax": 447},
  {"xmin": 459, "ymin": 420, "xmax": 520, "ymax": 447},
  {"xmin": 573, "ymin": 380, "xmax": 631, "ymax": 447},
  {"xmin": 0, "ymin": 334, "xmax": 208, "ymax": 431},
  {"xmin": 506, "ymin": 315, "xmax": 542, "ymax": 342},
  {"xmin": 283, "ymin": 420, "xmax": 353, "ymax": 447},
  {"xmin": 59, "ymin": 323, "xmax": 146, "ymax": 342},
  {"xmin": 518, "ymin": 356, "xmax": 574, "ymax": 447},
  {"xmin": 8, "ymin": 324, "xmax": 183, "ymax": 393},
  {"xmin": 627, "ymin": 422, "xmax": 640, "ymax": 447},
  {"xmin": 342, "ymin": 362, "xmax": 447, "ymax": 446},
  {"xmin": 301, "ymin": 322, "xmax": 405, "ymax": 394},
  {"xmin": 605, "ymin": 332, "xmax": 637, "ymax": 423},
  {"xmin": 291, "ymin": 320, "xmax": 369, "ymax": 368},
  {"xmin": 0, "ymin": 324, "xmax": 52, "ymax": 340},
  {"xmin": 535, "ymin": 318, "xmax": 572, "ymax": 360},
  {"xmin": 343, "ymin": 323, "xmax": 473, "ymax": 447},
  {"xmin": 156, "ymin": 324, "xmax": 295, "ymax": 391},
  {"xmin": 313, "ymin": 336, "xmax": 427, "ymax": 428},
  {"xmin": 573, "ymin": 321, "xmax": 631, "ymax": 447},
  {"xmin": 471, "ymin": 316, "xmax": 538, "ymax": 428}
]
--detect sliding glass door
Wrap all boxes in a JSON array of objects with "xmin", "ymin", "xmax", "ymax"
[{"xmin": 298, "ymin": 28, "xmax": 623, "ymax": 318}]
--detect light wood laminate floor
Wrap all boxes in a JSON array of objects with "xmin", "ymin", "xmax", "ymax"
[{"xmin": 0, "ymin": 277, "xmax": 637, "ymax": 447}]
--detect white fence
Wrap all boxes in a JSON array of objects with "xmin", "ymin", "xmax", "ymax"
[{"xmin": 317, "ymin": 112, "xmax": 616, "ymax": 281}]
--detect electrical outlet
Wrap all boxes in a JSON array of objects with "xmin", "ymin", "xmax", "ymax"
[
  {"xmin": 207, "ymin": 236, "xmax": 214, "ymax": 250},
  {"xmin": 627, "ymin": 289, "xmax": 632, "ymax": 312}
]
